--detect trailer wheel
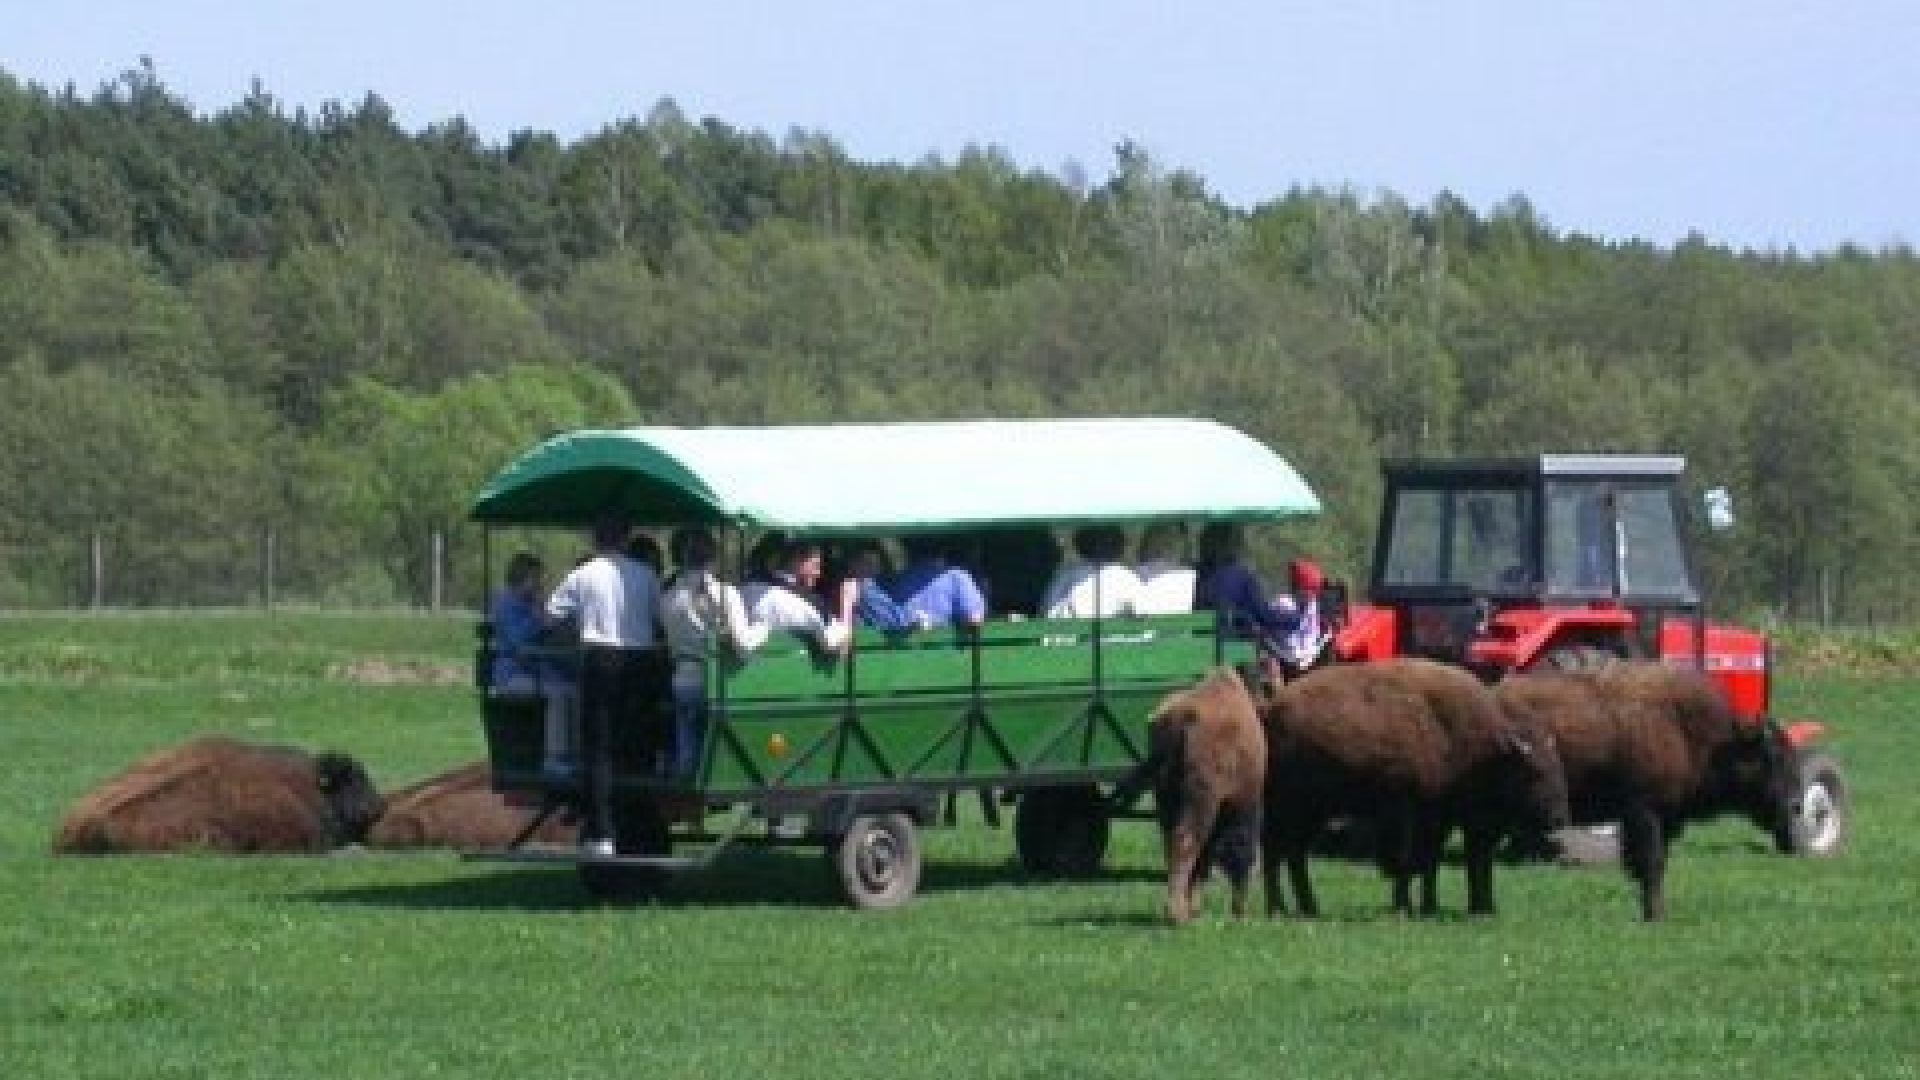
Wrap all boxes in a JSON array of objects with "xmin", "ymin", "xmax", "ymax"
[
  {"xmin": 1014, "ymin": 785, "xmax": 1111, "ymax": 878},
  {"xmin": 1777, "ymin": 752, "xmax": 1848, "ymax": 857},
  {"xmin": 829, "ymin": 813, "xmax": 921, "ymax": 910},
  {"xmin": 578, "ymin": 799, "xmax": 671, "ymax": 902}
]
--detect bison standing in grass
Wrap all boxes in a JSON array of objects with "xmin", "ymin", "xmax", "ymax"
[
  {"xmin": 1261, "ymin": 658, "xmax": 1568, "ymax": 918},
  {"xmin": 1497, "ymin": 663, "xmax": 1797, "ymax": 921},
  {"xmin": 53, "ymin": 736, "xmax": 383, "ymax": 854},
  {"xmin": 368, "ymin": 761, "xmax": 576, "ymax": 852},
  {"xmin": 1128, "ymin": 666, "xmax": 1267, "ymax": 924}
]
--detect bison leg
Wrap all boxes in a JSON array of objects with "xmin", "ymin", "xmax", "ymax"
[
  {"xmin": 1164, "ymin": 796, "xmax": 1219, "ymax": 924},
  {"xmin": 1619, "ymin": 805, "xmax": 1669, "ymax": 922},
  {"xmin": 1461, "ymin": 823, "xmax": 1498, "ymax": 917},
  {"xmin": 1259, "ymin": 820, "xmax": 1289, "ymax": 917},
  {"xmin": 1409, "ymin": 818, "xmax": 1451, "ymax": 917},
  {"xmin": 1212, "ymin": 802, "xmax": 1261, "ymax": 919}
]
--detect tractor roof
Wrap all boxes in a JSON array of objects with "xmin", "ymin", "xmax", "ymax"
[{"xmin": 1382, "ymin": 454, "xmax": 1686, "ymax": 484}]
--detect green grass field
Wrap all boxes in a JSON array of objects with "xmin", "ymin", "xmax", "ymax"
[{"xmin": 1, "ymin": 614, "xmax": 1914, "ymax": 1079}]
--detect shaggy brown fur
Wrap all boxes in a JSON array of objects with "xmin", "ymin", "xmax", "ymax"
[
  {"xmin": 1498, "ymin": 663, "xmax": 1795, "ymax": 921},
  {"xmin": 1261, "ymin": 658, "xmax": 1568, "ymax": 918},
  {"xmin": 368, "ymin": 761, "xmax": 576, "ymax": 851},
  {"xmin": 1141, "ymin": 667, "xmax": 1267, "ymax": 923},
  {"xmin": 52, "ymin": 736, "xmax": 382, "ymax": 854}
]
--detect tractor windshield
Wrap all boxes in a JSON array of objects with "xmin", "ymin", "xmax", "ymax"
[
  {"xmin": 1380, "ymin": 485, "xmax": 1535, "ymax": 592},
  {"xmin": 1543, "ymin": 480, "xmax": 1696, "ymax": 600}
]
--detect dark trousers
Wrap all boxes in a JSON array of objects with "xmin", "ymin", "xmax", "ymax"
[{"xmin": 576, "ymin": 645, "xmax": 670, "ymax": 845}]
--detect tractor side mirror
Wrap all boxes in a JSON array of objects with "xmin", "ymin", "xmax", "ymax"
[{"xmin": 1704, "ymin": 487, "xmax": 1735, "ymax": 531}]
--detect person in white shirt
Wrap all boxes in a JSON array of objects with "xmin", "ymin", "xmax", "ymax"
[
  {"xmin": 661, "ymin": 527, "xmax": 770, "ymax": 779},
  {"xmin": 545, "ymin": 515, "xmax": 663, "ymax": 856},
  {"xmin": 1041, "ymin": 525, "xmax": 1144, "ymax": 619},
  {"xmin": 742, "ymin": 537, "xmax": 850, "ymax": 654},
  {"xmin": 1133, "ymin": 522, "xmax": 1196, "ymax": 615}
]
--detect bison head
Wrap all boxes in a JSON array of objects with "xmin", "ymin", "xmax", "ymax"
[
  {"xmin": 315, "ymin": 753, "xmax": 384, "ymax": 845},
  {"xmin": 1706, "ymin": 720, "xmax": 1798, "ymax": 840},
  {"xmin": 1496, "ymin": 723, "xmax": 1572, "ymax": 834}
]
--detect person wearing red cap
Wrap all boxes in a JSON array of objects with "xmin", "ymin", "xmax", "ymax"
[{"xmin": 1275, "ymin": 558, "xmax": 1329, "ymax": 676}]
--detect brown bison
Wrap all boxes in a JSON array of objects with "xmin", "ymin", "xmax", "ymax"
[
  {"xmin": 1261, "ymin": 658, "xmax": 1568, "ymax": 918},
  {"xmin": 1127, "ymin": 667, "xmax": 1267, "ymax": 923},
  {"xmin": 53, "ymin": 736, "xmax": 383, "ymax": 854},
  {"xmin": 1497, "ymin": 663, "xmax": 1797, "ymax": 921},
  {"xmin": 368, "ymin": 761, "xmax": 576, "ymax": 852}
]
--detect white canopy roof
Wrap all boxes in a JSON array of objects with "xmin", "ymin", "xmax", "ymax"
[{"xmin": 471, "ymin": 417, "xmax": 1321, "ymax": 530}]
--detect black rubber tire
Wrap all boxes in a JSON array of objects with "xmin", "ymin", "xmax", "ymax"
[
  {"xmin": 1776, "ymin": 752, "xmax": 1848, "ymax": 857},
  {"xmin": 829, "ymin": 813, "xmax": 922, "ymax": 910},
  {"xmin": 578, "ymin": 798, "xmax": 672, "ymax": 901},
  {"xmin": 1013, "ymin": 785, "xmax": 1111, "ymax": 878}
]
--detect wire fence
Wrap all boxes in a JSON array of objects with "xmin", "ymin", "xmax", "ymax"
[{"xmin": 0, "ymin": 529, "xmax": 477, "ymax": 612}]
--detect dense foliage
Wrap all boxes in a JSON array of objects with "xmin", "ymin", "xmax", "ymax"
[{"xmin": 3, "ymin": 62, "xmax": 1917, "ymax": 619}]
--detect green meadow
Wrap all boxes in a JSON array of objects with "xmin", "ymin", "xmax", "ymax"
[{"xmin": 1, "ymin": 613, "xmax": 1914, "ymax": 1079}]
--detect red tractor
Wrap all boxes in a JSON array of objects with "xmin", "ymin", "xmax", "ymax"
[{"xmin": 1328, "ymin": 454, "xmax": 1846, "ymax": 856}]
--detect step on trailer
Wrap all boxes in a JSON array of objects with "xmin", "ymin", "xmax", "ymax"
[{"xmin": 466, "ymin": 418, "xmax": 1321, "ymax": 908}]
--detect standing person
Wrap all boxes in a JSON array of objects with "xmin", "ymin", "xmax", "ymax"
[
  {"xmin": 889, "ymin": 534, "xmax": 987, "ymax": 630},
  {"xmin": 1041, "ymin": 524, "xmax": 1144, "ymax": 618},
  {"xmin": 661, "ymin": 527, "xmax": 769, "ymax": 779},
  {"xmin": 1194, "ymin": 523, "xmax": 1300, "ymax": 689},
  {"xmin": 488, "ymin": 552, "xmax": 579, "ymax": 777},
  {"xmin": 547, "ymin": 514, "xmax": 663, "ymax": 858}
]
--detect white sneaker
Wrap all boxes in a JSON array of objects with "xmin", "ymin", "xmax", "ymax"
[{"xmin": 580, "ymin": 838, "xmax": 616, "ymax": 859}]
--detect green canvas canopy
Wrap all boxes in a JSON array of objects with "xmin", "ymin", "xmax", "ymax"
[{"xmin": 469, "ymin": 418, "xmax": 1320, "ymax": 531}]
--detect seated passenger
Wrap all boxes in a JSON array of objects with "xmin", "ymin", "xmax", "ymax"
[
  {"xmin": 488, "ymin": 552, "xmax": 579, "ymax": 777},
  {"xmin": 831, "ymin": 539, "xmax": 918, "ymax": 636},
  {"xmin": 1041, "ymin": 525, "xmax": 1144, "ymax": 619},
  {"xmin": 743, "ymin": 537, "xmax": 850, "ymax": 654},
  {"xmin": 1195, "ymin": 523, "xmax": 1301, "ymax": 684},
  {"xmin": 1133, "ymin": 522, "xmax": 1196, "ymax": 615},
  {"xmin": 661, "ymin": 527, "xmax": 771, "ymax": 778},
  {"xmin": 888, "ymin": 535, "xmax": 987, "ymax": 630}
]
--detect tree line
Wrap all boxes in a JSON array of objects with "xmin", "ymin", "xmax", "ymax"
[{"xmin": 2, "ymin": 61, "xmax": 1916, "ymax": 620}]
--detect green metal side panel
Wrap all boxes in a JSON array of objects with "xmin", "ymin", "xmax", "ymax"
[{"xmin": 480, "ymin": 614, "xmax": 1256, "ymax": 796}]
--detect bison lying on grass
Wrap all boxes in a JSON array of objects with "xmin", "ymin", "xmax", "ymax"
[
  {"xmin": 1122, "ymin": 666, "xmax": 1266, "ymax": 923},
  {"xmin": 1497, "ymin": 663, "xmax": 1797, "ymax": 921},
  {"xmin": 1261, "ymin": 658, "xmax": 1568, "ymax": 918},
  {"xmin": 53, "ymin": 736, "xmax": 383, "ymax": 854},
  {"xmin": 368, "ymin": 761, "xmax": 576, "ymax": 852}
]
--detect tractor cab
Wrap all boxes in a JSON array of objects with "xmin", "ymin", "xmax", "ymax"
[{"xmin": 1333, "ymin": 456, "xmax": 1763, "ymax": 708}]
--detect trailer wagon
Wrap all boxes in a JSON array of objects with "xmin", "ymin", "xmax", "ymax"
[{"xmin": 468, "ymin": 418, "xmax": 1320, "ymax": 907}]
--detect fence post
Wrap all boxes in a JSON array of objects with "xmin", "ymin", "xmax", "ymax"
[
  {"xmin": 261, "ymin": 528, "xmax": 276, "ymax": 611},
  {"xmin": 89, "ymin": 532, "xmax": 104, "ymax": 610},
  {"xmin": 430, "ymin": 530, "xmax": 445, "ymax": 612}
]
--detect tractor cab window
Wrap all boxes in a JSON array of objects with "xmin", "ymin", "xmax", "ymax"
[
  {"xmin": 1381, "ymin": 486, "xmax": 1534, "ymax": 591},
  {"xmin": 1544, "ymin": 481, "xmax": 1695, "ymax": 600}
]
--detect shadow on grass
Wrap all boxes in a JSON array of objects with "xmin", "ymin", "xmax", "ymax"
[{"xmin": 292, "ymin": 848, "xmax": 1159, "ymax": 913}]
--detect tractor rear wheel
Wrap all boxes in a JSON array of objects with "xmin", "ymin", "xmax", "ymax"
[{"xmin": 1527, "ymin": 645, "xmax": 1618, "ymax": 673}]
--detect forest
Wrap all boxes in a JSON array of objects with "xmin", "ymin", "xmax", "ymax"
[{"xmin": 1, "ymin": 60, "xmax": 1916, "ymax": 621}]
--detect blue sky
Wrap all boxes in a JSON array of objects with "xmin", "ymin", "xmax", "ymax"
[{"xmin": 4, "ymin": 0, "xmax": 1915, "ymax": 252}]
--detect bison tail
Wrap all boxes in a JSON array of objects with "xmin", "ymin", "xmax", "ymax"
[{"xmin": 1110, "ymin": 710, "xmax": 1194, "ymax": 811}]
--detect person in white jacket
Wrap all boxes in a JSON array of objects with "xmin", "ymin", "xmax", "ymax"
[{"xmin": 661, "ymin": 527, "xmax": 770, "ymax": 779}]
